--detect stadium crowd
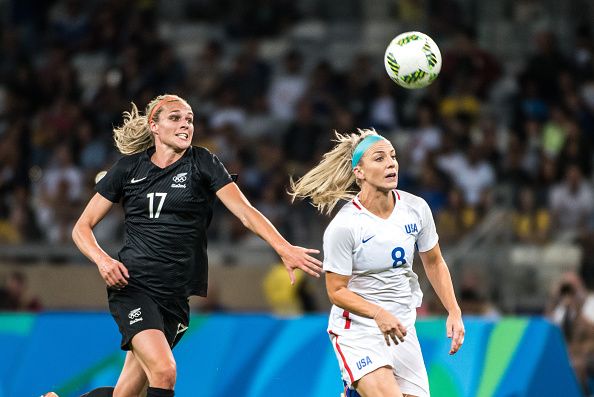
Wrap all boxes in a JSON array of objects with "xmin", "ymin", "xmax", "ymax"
[
  {"xmin": 0, "ymin": 0, "xmax": 593, "ymax": 393},
  {"xmin": 0, "ymin": 1, "xmax": 592, "ymax": 248}
]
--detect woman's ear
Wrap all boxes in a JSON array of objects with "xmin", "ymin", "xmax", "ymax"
[
  {"xmin": 353, "ymin": 166, "xmax": 364, "ymax": 180},
  {"xmin": 149, "ymin": 120, "xmax": 158, "ymax": 135}
]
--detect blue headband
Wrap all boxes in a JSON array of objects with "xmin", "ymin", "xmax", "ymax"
[{"xmin": 352, "ymin": 135, "xmax": 387, "ymax": 169}]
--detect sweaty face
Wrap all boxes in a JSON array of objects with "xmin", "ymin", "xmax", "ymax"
[
  {"xmin": 355, "ymin": 140, "xmax": 399, "ymax": 191},
  {"xmin": 152, "ymin": 100, "xmax": 194, "ymax": 152}
]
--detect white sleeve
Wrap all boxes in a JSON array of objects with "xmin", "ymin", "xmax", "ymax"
[
  {"xmin": 323, "ymin": 221, "xmax": 354, "ymax": 276},
  {"xmin": 416, "ymin": 199, "xmax": 439, "ymax": 252}
]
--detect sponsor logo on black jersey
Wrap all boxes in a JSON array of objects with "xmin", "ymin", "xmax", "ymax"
[{"xmin": 171, "ymin": 172, "xmax": 187, "ymax": 188}]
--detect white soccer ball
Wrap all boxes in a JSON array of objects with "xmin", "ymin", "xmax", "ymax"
[{"xmin": 384, "ymin": 31, "xmax": 442, "ymax": 89}]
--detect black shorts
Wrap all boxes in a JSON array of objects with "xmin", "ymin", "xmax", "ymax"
[{"xmin": 108, "ymin": 287, "xmax": 190, "ymax": 351}]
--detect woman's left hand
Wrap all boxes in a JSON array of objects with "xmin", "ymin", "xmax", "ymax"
[
  {"xmin": 279, "ymin": 245, "xmax": 323, "ymax": 284},
  {"xmin": 446, "ymin": 311, "xmax": 465, "ymax": 355}
]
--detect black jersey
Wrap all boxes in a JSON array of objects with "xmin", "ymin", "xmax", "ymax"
[{"xmin": 96, "ymin": 146, "xmax": 233, "ymax": 298}]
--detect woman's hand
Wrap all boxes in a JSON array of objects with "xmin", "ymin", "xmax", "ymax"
[
  {"xmin": 97, "ymin": 257, "xmax": 129, "ymax": 289},
  {"xmin": 279, "ymin": 244, "xmax": 323, "ymax": 285},
  {"xmin": 446, "ymin": 311, "xmax": 465, "ymax": 355},
  {"xmin": 374, "ymin": 308, "xmax": 407, "ymax": 346},
  {"xmin": 215, "ymin": 184, "xmax": 322, "ymax": 285}
]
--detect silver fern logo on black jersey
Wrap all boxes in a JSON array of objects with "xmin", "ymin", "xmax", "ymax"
[{"xmin": 171, "ymin": 172, "xmax": 187, "ymax": 188}]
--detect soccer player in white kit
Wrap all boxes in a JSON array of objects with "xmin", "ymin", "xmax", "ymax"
[{"xmin": 290, "ymin": 129, "xmax": 465, "ymax": 397}]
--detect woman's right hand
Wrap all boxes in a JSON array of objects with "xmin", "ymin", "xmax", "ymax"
[
  {"xmin": 97, "ymin": 257, "xmax": 129, "ymax": 289},
  {"xmin": 374, "ymin": 308, "xmax": 407, "ymax": 346}
]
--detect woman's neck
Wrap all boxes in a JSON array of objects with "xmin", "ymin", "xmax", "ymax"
[
  {"xmin": 358, "ymin": 188, "xmax": 395, "ymax": 219},
  {"xmin": 151, "ymin": 143, "xmax": 186, "ymax": 168}
]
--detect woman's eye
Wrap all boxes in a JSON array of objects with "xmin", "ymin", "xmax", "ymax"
[{"xmin": 170, "ymin": 115, "xmax": 180, "ymax": 121}]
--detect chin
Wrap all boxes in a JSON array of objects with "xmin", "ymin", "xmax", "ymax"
[
  {"xmin": 174, "ymin": 141, "xmax": 192, "ymax": 151},
  {"xmin": 378, "ymin": 184, "xmax": 397, "ymax": 193},
  {"xmin": 385, "ymin": 180, "xmax": 398, "ymax": 190}
]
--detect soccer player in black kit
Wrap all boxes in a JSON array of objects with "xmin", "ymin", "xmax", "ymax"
[{"xmin": 43, "ymin": 94, "xmax": 322, "ymax": 397}]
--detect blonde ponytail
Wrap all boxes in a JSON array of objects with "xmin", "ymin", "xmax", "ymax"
[
  {"xmin": 289, "ymin": 129, "xmax": 379, "ymax": 215},
  {"xmin": 113, "ymin": 94, "xmax": 186, "ymax": 155}
]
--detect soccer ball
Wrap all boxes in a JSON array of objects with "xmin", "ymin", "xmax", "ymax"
[{"xmin": 384, "ymin": 31, "xmax": 442, "ymax": 89}]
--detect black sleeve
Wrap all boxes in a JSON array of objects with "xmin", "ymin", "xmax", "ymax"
[
  {"xmin": 95, "ymin": 156, "xmax": 131, "ymax": 202},
  {"xmin": 195, "ymin": 147, "xmax": 233, "ymax": 192}
]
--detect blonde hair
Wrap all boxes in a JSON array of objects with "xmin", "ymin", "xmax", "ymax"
[
  {"xmin": 289, "ymin": 128, "xmax": 380, "ymax": 215},
  {"xmin": 113, "ymin": 94, "xmax": 187, "ymax": 155}
]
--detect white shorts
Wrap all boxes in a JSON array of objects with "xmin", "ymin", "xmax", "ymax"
[{"xmin": 329, "ymin": 326, "xmax": 429, "ymax": 397}]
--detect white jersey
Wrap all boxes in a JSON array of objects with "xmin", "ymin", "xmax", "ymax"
[{"xmin": 324, "ymin": 190, "xmax": 438, "ymax": 334}]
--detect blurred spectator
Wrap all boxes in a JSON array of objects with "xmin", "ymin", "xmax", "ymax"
[
  {"xmin": 549, "ymin": 164, "xmax": 594, "ymax": 239},
  {"xmin": 580, "ymin": 232, "xmax": 594, "ymax": 293},
  {"xmin": 547, "ymin": 272, "xmax": 587, "ymax": 342},
  {"xmin": 368, "ymin": 78, "xmax": 398, "ymax": 131},
  {"xmin": 283, "ymin": 99, "xmax": 325, "ymax": 174},
  {"xmin": 268, "ymin": 49, "xmax": 307, "ymax": 120},
  {"xmin": 500, "ymin": 135, "xmax": 534, "ymax": 200},
  {"xmin": 515, "ymin": 78, "xmax": 549, "ymax": 127},
  {"xmin": 541, "ymin": 105, "xmax": 569, "ymax": 159},
  {"xmin": 439, "ymin": 76, "xmax": 481, "ymax": 121},
  {"xmin": 564, "ymin": 89, "xmax": 594, "ymax": 145},
  {"xmin": 546, "ymin": 271, "xmax": 594, "ymax": 394},
  {"xmin": 511, "ymin": 186, "xmax": 550, "ymax": 244},
  {"xmin": 262, "ymin": 263, "xmax": 316, "ymax": 315},
  {"xmin": 572, "ymin": 25, "xmax": 594, "ymax": 81},
  {"xmin": 0, "ymin": 271, "xmax": 42, "ymax": 311},
  {"xmin": 74, "ymin": 120, "xmax": 109, "ymax": 172},
  {"xmin": 533, "ymin": 154, "xmax": 558, "ymax": 207},
  {"xmin": 440, "ymin": 26, "xmax": 501, "ymax": 98},
  {"xmin": 225, "ymin": 0, "xmax": 300, "ymax": 38},
  {"xmin": 556, "ymin": 118, "xmax": 592, "ymax": 178},
  {"xmin": 449, "ymin": 144, "xmax": 496, "ymax": 207},
  {"xmin": 48, "ymin": 0, "xmax": 90, "ymax": 50},
  {"xmin": 255, "ymin": 183, "xmax": 289, "ymax": 236},
  {"xmin": 414, "ymin": 163, "xmax": 448, "ymax": 214},
  {"xmin": 34, "ymin": 146, "xmax": 84, "ymax": 243},
  {"xmin": 523, "ymin": 30, "xmax": 570, "ymax": 102},
  {"xmin": 435, "ymin": 133, "xmax": 466, "ymax": 182},
  {"xmin": 408, "ymin": 101, "xmax": 443, "ymax": 172},
  {"xmin": 340, "ymin": 54, "xmax": 377, "ymax": 124},
  {"xmin": 0, "ymin": 186, "xmax": 42, "ymax": 243},
  {"xmin": 210, "ymin": 88, "xmax": 247, "ymax": 131},
  {"xmin": 241, "ymin": 94, "xmax": 279, "ymax": 139},
  {"xmin": 222, "ymin": 39, "xmax": 271, "ymax": 108},
  {"xmin": 575, "ymin": 246, "xmax": 594, "ymax": 396},
  {"xmin": 0, "ymin": 128, "xmax": 29, "ymax": 216},
  {"xmin": 305, "ymin": 60, "xmax": 340, "ymax": 119},
  {"xmin": 436, "ymin": 188, "xmax": 477, "ymax": 245},
  {"xmin": 144, "ymin": 42, "xmax": 187, "ymax": 94},
  {"xmin": 188, "ymin": 40, "xmax": 225, "ymax": 106},
  {"xmin": 457, "ymin": 269, "xmax": 500, "ymax": 318}
]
